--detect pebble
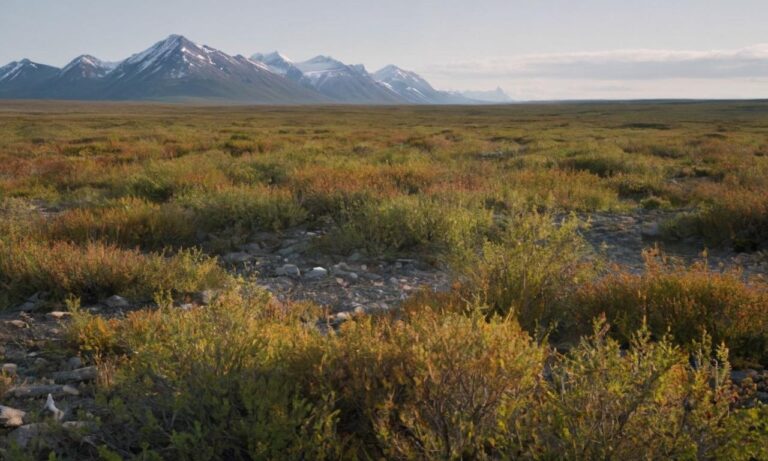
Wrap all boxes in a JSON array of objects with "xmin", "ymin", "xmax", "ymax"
[
  {"xmin": 52, "ymin": 366, "xmax": 98, "ymax": 383},
  {"xmin": 2, "ymin": 363, "xmax": 18, "ymax": 376},
  {"xmin": 241, "ymin": 242, "xmax": 261, "ymax": 254},
  {"xmin": 104, "ymin": 295, "xmax": 130, "ymax": 309},
  {"xmin": 222, "ymin": 251, "xmax": 252, "ymax": 264},
  {"xmin": 66, "ymin": 356, "xmax": 83, "ymax": 370},
  {"xmin": 7, "ymin": 320, "xmax": 27, "ymax": 329},
  {"xmin": 0, "ymin": 405, "xmax": 25, "ymax": 428},
  {"xmin": 304, "ymin": 267, "xmax": 328, "ymax": 279},
  {"xmin": 640, "ymin": 222, "xmax": 662, "ymax": 239},
  {"xmin": 46, "ymin": 311, "xmax": 71, "ymax": 320},
  {"xmin": 276, "ymin": 264, "xmax": 301, "ymax": 277},
  {"xmin": 9, "ymin": 384, "xmax": 80, "ymax": 398},
  {"xmin": 196, "ymin": 290, "xmax": 215, "ymax": 305}
]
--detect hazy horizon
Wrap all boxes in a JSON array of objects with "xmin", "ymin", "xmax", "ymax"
[{"xmin": 3, "ymin": 0, "xmax": 768, "ymax": 100}]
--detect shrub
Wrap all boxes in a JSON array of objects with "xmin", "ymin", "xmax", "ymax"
[
  {"xmin": 672, "ymin": 188, "xmax": 768, "ymax": 251},
  {"xmin": 68, "ymin": 294, "xmax": 342, "ymax": 460},
  {"xmin": 0, "ymin": 239, "xmax": 231, "ymax": 306},
  {"xmin": 571, "ymin": 249, "xmax": 768, "ymax": 365},
  {"xmin": 54, "ymin": 298, "xmax": 768, "ymax": 460},
  {"xmin": 455, "ymin": 211, "xmax": 595, "ymax": 333},
  {"xmin": 44, "ymin": 197, "xmax": 197, "ymax": 249},
  {"xmin": 180, "ymin": 185, "xmax": 308, "ymax": 234},
  {"xmin": 326, "ymin": 195, "xmax": 493, "ymax": 255},
  {"xmin": 499, "ymin": 320, "xmax": 767, "ymax": 460}
]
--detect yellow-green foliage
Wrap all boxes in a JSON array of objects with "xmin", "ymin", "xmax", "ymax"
[
  {"xmin": 0, "ymin": 239, "xmax": 231, "ymax": 306},
  {"xmin": 455, "ymin": 211, "xmax": 595, "ymax": 331},
  {"xmin": 179, "ymin": 185, "xmax": 308, "ymax": 233},
  {"xmin": 44, "ymin": 197, "xmax": 197, "ymax": 249},
  {"xmin": 327, "ymin": 195, "xmax": 493, "ymax": 255},
  {"xmin": 57, "ymin": 295, "xmax": 767, "ymax": 460},
  {"xmin": 572, "ymin": 250, "xmax": 768, "ymax": 365}
]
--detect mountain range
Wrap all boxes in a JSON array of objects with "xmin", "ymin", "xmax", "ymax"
[{"xmin": 0, "ymin": 35, "xmax": 510, "ymax": 104}]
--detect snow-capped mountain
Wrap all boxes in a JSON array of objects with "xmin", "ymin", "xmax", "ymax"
[
  {"xmin": 38, "ymin": 55, "xmax": 117, "ymax": 99},
  {"xmin": 102, "ymin": 35, "xmax": 324, "ymax": 102},
  {"xmin": 372, "ymin": 65, "xmax": 470, "ymax": 104},
  {"xmin": 0, "ymin": 34, "xmax": 504, "ymax": 104},
  {"xmin": 291, "ymin": 56, "xmax": 401, "ymax": 103},
  {"xmin": 59, "ymin": 55, "xmax": 115, "ymax": 80},
  {"xmin": 250, "ymin": 52, "xmax": 303, "ymax": 81},
  {"xmin": 0, "ymin": 59, "xmax": 59, "ymax": 97}
]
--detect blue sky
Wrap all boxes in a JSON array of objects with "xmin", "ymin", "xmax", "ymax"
[{"xmin": 3, "ymin": 0, "xmax": 768, "ymax": 99}]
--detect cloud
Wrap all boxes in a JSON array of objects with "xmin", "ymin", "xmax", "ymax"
[{"xmin": 427, "ymin": 45, "xmax": 768, "ymax": 80}]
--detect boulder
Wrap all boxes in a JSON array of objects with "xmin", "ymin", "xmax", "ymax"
[{"xmin": 0, "ymin": 406, "xmax": 25, "ymax": 428}]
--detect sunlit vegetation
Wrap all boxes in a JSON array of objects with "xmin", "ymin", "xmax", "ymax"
[{"xmin": 1, "ymin": 101, "xmax": 768, "ymax": 458}]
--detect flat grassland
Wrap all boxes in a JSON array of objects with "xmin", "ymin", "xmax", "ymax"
[{"xmin": 1, "ymin": 101, "xmax": 767, "ymax": 459}]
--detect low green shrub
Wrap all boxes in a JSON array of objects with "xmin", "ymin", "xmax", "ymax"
[
  {"xmin": 670, "ymin": 188, "xmax": 768, "ymax": 251},
  {"xmin": 43, "ymin": 197, "xmax": 197, "ymax": 249},
  {"xmin": 180, "ymin": 185, "xmax": 308, "ymax": 234},
  {"xmin": 455, "ymin": 211, "xmax": 595, "ymax": 332},
  {"xmin": 0, "ymin": 239, "xmax": 231, "ymax": 307},
  {"xmin": 326, "ymin": 195, "xmax": 493, "ymax": 255},
  {"xmin": 48, "ymin": 296, "xmax": 768, "ymax": 460},
  {"xmin": 571, "ymin": 250, "xmax": 768, "ymax": 366}
]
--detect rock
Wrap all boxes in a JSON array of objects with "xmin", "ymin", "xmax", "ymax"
[
  {"xmin": 348, "ymin": 251, "xmax": 363, "ymax": 262},
  {"xmin": 10, "ymin": 384, "xmax": 80, "ymax": 398},
  {"xmin": 241, "ymin": 242, "xmax": 261, "ymax": 254},
  {"xmin": 332, "ymin": 262, "xmax": 352, "ymax": 272},
  {"xmin": 0, "ymin": 363, "xmax": 19, "ymax": 376},
  {"xmin": 222, "ymin": 251, "xmax": 252, "ymax": 264},
  {"xmin": 0, "ymin": 405, "xmax": 25, "ymax": 428},
  {"xmin": 640, "ymin": 222, "xmax": 662, "ymax": 239},
  {"xmin": 179, "ymin": 303, "xmax": 194, "ymax": 310},
  {"xmin": 353, "ymin": 306, "xmax": 366, "ymax": 316},
  {"xmin": 104, "ymin": 295, "xmax": 130, "ymax": 309},
  {"xmin": 66, "ymin": 357, "xmax": 83, "ymax": 370},
  {"xmin": 276, "ymin": 264, "xmax": 301, "ymax": 277},
  {"xmin": 334, "ymin": 311, "xmax": 352, "ymax": 322},
  {"xmin": 304, "ymin": 267, "xmax": 328, "ymax": 279},
  {"xmin": 6, "ymin": 320, "xmax": 27, "ymax": 329},
  {"xmin": 52, "ymin": 366, "xmax": 98, "ymax": 383},
  {"xmin": 731, "ymin": 369, "xmax": 757, "ymax": 384},
  {"xmin": 7, "ymin": 423, "xmax": 43, "ymax": 448},
  {"xmin": 196, "ymin": 290, "xmax": 215, "ymax": 305},
  {"xmin": 63, "ymin": 420, "xmax": 97, "ymax": 432},
  {"xmin": 2, "ymin": 363, "xmax": 18, "ymax": 376},
  {"xmin": 17, "ymin": 292, "xmax": 46, "ymax": 312},
  {"xmin": 17, "ymin": 301, "xmax": 39, "ymax": 312},
  {"xmin": 46, "ymin": 311, "xmax": 71, "ymax": 320},
  {"xmin": 43, "ymin": 394, "xmax": 65, "ymax": 421}
]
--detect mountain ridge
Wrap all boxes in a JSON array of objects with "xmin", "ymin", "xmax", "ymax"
[{"xmin": 0, "ymin": 35, "xmax": 506, "ymax": 104}]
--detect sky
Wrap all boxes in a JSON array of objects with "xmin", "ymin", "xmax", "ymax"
[{"xmin": 3, "ymin": 0, "xmax": 768, "ymax": 100}]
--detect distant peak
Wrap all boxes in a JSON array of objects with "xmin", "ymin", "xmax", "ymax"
[
  {"xmin": 306, "ymin": 55, "xmax": 337, "ymax": 63},
  {"xmin": 253, "ymin": 51, "xmax": 292, "ymax": 64},
  {"xmin": 164, "ymin": 34, "xmax": 185, "ymax": 42}
]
